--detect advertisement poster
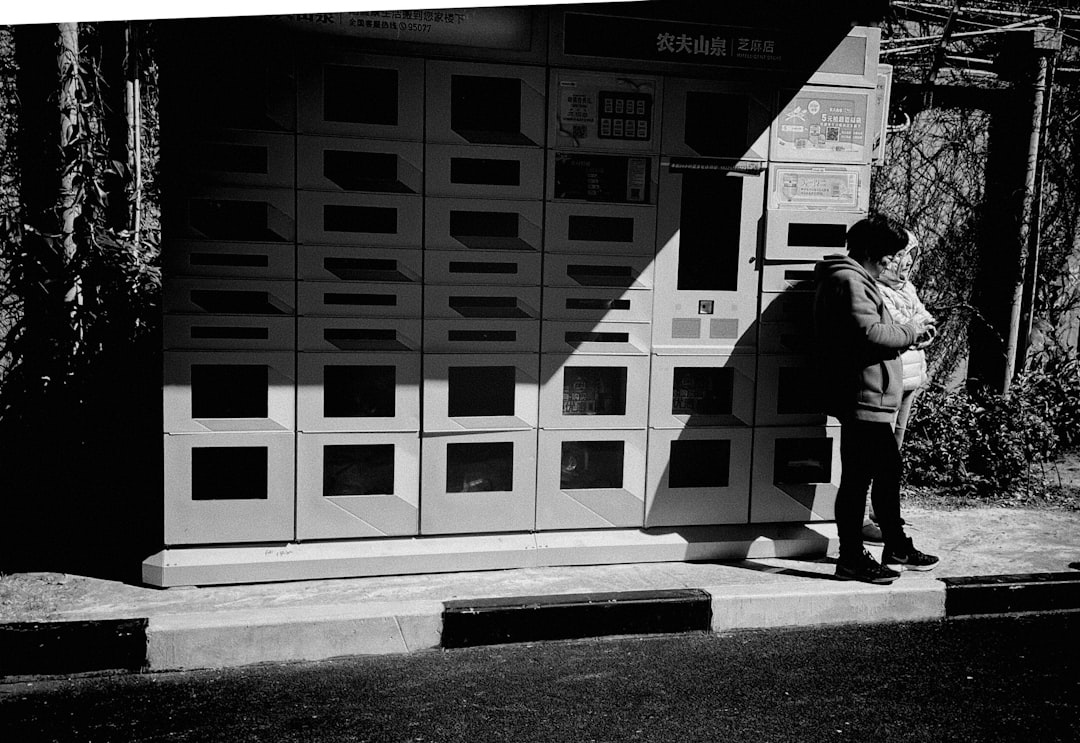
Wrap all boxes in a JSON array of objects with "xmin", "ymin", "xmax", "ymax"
[{"xmin": 773, "ymin": 89, "xmax": 870, "ymax": 163}]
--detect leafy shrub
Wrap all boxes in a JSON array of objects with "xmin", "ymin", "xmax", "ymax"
[{"xmin": 905, "ymin": 359, "xmax": 1080, "ymax": 497}]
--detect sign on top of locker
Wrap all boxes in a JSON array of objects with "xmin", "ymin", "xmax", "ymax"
[
  {"xmin": 549, "ymin": 70, "xmax": 660, "ymax": 153},
  {"xmin": 771, "ymin": 85, "xmax": 874, "ymax": 164}
]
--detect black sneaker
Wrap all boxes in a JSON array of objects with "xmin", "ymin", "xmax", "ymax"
[
  {"xmin": 836, "ymin": 550, "xmax": 901, "ymax": 584},
  {"xmin": 882, "ymin": 540, "xmax": 939, "ymax": 572}
]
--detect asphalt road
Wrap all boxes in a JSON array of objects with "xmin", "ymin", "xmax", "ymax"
[{"xmin": 2, "ymin": 613, "xmax": 1077, "ymax": 743}]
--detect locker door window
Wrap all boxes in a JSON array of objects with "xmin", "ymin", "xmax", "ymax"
[
  {"xmin": 671, "ymin": 367, "xmax": 734, "ymax": 416},
  {"xmin": 187, "ymin": 289, "xmax": 289, "ymax": 315},
  {"xmin": 669, "ymin": 439, "xmax": 731, "ymax": 489},
  {"xmin": 192, "ymin": 142, "xmax": 268, "ymax": 176},
  {"xmin": 191, "ymin": 365, "xmax": 268, "ymax": 418},
  {"xmin": 451, "ymin": 157, "xmax": 521, "ymax": 186},
  {"xmin": 677, "ymin": 173, "xmax": 743, "ymax": 291},
  {"xmin": 323, "ymin": 65, "xmax": 398, "ymax": 125},
  {"xmin": 447, "ymin": 366, "xmax": 517, "ymax": 417},
  {"xmin": 774, "ymin": 438, "xmax": 833, "ymax": 484},
  {"xmin": 450, "ymin": 75, "xmax": 529, "ymax": 145},
  {"xmin": 323, "ymin": 150, "xmax": 415, "ymax": 193},
  {"xmin": 684, "ymin": 92, "xmax": 750, "ymax": 159},
  {"xmin": 787, "ymin": 222, "xmax": 849, "ymax": 249},
  {"xmin": 446, "ymin": 442, "xmax": 514, "ymax": 492},
  {"xmin": 324, "ymin": 365, "xmax": 396, "ymax": 418},
  {"xmin": 191, "ymin": 446, "xmax": 268, "ymax": 501},
  {"xmin": 323, "ymin": 204, "xmax": 398, "ymax": 234},
  {"xmin": 560, "ymin": 441, "xmax": 624, "ymax": 489},
  {"xmin": 323, "ymin": 444, "xmax": 395, "ymax": 496},
  {"xmin": 562, "ymin": 367, "xmax": 627, "ymax": 416},
  {"xmin": 449, "ymin": 210, "xmax": 529, "ymax": 251},
  {"xmin": 188, "ymin": 199, "xmax": 288, "ymax": 242}
]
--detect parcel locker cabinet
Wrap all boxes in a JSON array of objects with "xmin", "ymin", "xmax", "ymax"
[
  {"xmin": 164, "ymin": 351, "xmax": 295, "ymax": 433},
  {"xmin": 536, "ymin": 429, "xmax": 647, "ymax": 530},
  {"xmin": 755, "ymin": 355, "xmax": 838, "ymax": 427},
  {"xmin": 422, "ymin": 354, "xmax": 540, "ymax": 432},
  {"xmin": 169, "ymin": 43, "xmax": 295, "ymax": 134},
  {"xmin": 299, "ymin": 245, "xmax": 422, "ymax": 284},
  {"xmin": 170, "ymin": 186, "xmax": 295, "ymax": 243},
  {"xmin": 298, "ymin": 53, "xmax": 423, "ymax": 140},
  {"xmin": 759, "ymin": 264, "xmax": 817, "ymax": 355},
  {"xmin": 297, "ymin": 352, "xmax": 420, "ymax": 433},
  {"xmin": 548, "ymin": 70, "xmax": 660, "ymax": 153},
  {"xmin": 644, "ymin": 427, "xmax": 752, "ymax": 527},
  {"xmin": 164, "ymin": 432, "xmax": 295, "ymax": 545},
  {"xmin": 648, "ymin": 354, "xmax": 755, "ymax": 428},
  {"xmin": 539, "ymin": 354, "xmax": 650, "ymax": 429},
  {"xmin": 426, "ymin": 61, "xmax": 545, "ymax": 147},
  {"xmin": 661, "ymin": 78, "xmax": 770, "ymax": 161},
  {"xmin": 750, "ymin": 426, "xmax": 841, "ymax": 523},
  {"xmin": 174, "ymin": 131, "xmax": 295, "ymax": 189},
  {"xmin": 298, "ymin": 192, "xmax": 422, "ymax": 248},
  {"xmin": 771, "ymin": 85, "xmax": 875, "ymax": 165},
  {"xmin": 425, "ymin": 197, "xmax": 543, "ymax": 252},
  {"xmin": 298, "ymin": 137, "xmax": 423, "ymax": 194},
  {"xmin": 763, "ymin": 209, "xmax": 862, "ymax": 262},
  {"xmin": 426, "ymin": 144, "xmax": 544, "ymax": 200},
  {"xmin": 651, "ymin": 165, "xmax": 763, "ymax": 354},
  {"xmin": 420, "ymin": 429, "xmax": 538, "ymax": 534},
  {"xmin": 296, "ymin": 431, "xmax": 419, "ymax": 540}
]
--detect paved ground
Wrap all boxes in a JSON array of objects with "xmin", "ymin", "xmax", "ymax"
[{"xmin": 1, "ymin": 505, "xmax": 1079, "ymax": 675}]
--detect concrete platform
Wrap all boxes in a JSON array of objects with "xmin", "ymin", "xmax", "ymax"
[{"xmin": 2, "ymin": 506, "xmax": 1079, "ymax": 677}]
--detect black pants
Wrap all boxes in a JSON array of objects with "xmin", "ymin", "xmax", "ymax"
[{"xmin": 836, "ymin": 419, "xmax": 907, "ymax": 562}]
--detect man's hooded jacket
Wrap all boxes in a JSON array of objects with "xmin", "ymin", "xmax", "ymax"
[{"xmin": 813, "ymin": 254, "xmax": 918, "ymax": 423}]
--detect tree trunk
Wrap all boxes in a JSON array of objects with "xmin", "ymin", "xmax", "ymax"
[{"xmin": 57, "ymin": 22, "xmax": 83, "ymax": 350}]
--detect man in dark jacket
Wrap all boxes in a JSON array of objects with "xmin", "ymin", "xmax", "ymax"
[{"xmin": 814, "ymin": 213, "xmax": 939, "ymax": 583}]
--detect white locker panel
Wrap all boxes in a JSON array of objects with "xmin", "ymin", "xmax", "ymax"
[
  {"xmin": 661, "ymin": 78, "xmax": 770, "ymax": 161},
  {"xmin": 298, "ymin": 136, "xmax": 423, "ymax": 194},
  {"xmin": 541, "ymin": 320, "xmax": 651, "ymax": 356},
  {"xmin": 296, "ymin": 431, "xmax": 420, "ymax": 540},
  {"xmin": 425, "ymin": 60, "xmax": 545, "ymax": 147},
  {"xmin": 767, "ymin": 163, "xmax": 870, "ymax": 212},
  {"xmin": 750, "ymin": 426, "xmax": 840, "ymax": 523},
  {"xmin": 175, "ymin": 130, "xmax": 295, "ymax": 189},
  {"xmin": 542, "ymin": 286, "xmax": 652, "ymax": 324},
  {"xmin": 543, "ymin": 253, "xmax": 653, "ymax": 290},
  {"xmin": 759, "ymin": 276, "xmax": 816, "ymax": 355},
  {"xmin": 297, "ymin": 352, "xmax": 420, "ymax": 433},
  {"xmin": 764, "ymin": 208, "xmax": 861, "ymax": 261},
  {"xmin": 760, "ymin": 261, "xmax": 818, "ymax": 294},
  {"xmin": 644, "ymin": 427, "xmax": 752, "ymax": 527},
  {"xmin": 771, "ymin": 85, "xmax": 875, "ymax": 164},
  {"xmin": 548, "ymin": 69, "xmax": 660, "ymax": 152},
  {"xmin": 648, "ymin": 354, "xmax": 755, "ymax": 428},
  {"xmin": 651, "ymin": 164, "xmax": 762, "ymax": 354},
  {"xmin": 547, "ymin": 151, "xmax": 658, "ymax": 205},
  {"xmin": 424, "ymin": 284, "xmax": 541, "ymax": 321},
  {"xmin": 298, "ymin": 280, "xmax": 422, "ymax": 318},
  {"xmin": 755, "ymin": 354, "xmax": 838, "ymax": 427},
  {"xmin": 299, "ymin": 317, "xmax": 422, "ymax": 353},
  {"xmin": 164, "ymin": 240, "xmax": 295, "ymax": 281},
  {"xmin": 808, "ymin": 26, "xmax": 881, "ymax": 88},
  {"xmin": 536, "ymin": 429, "xmax": 647, "ymax": 530},
  {"xmin": 164, "ymin": 315, "xmax": 295, "ymax": 352},
  {"xmin": 544, "ymin": 201, "xmax": 657, "ymax": 256},
  {"xmin": 425, "ymin": 249, "xmax": 541, "ymax": 287},
  {"xmin": 164, "ymin": 432, "xmax": 295, "ymax": 545},
  {"xmin": 298, "ymin": 53, "xmax": 424, "ymax": 140},
  {"xmin": 298, "ymin": 245, "xmax": 422, "ymax": 284},
  {"xmin": 426, "ymin": 144, "xmax": 544, "ymax": 200},
  {"xmin": 539, "ymin": 354, "xmax": 650, "ymax": 430},
  {"xmin": 298, "ymin": 191, "xmax": 422, "ymax": 248},
  {"xmin": 424, "ymin": 197, "xmax": 543, "ymax": 252},
  {"xmin": 172, "ymin": 185, "xmax": 295, "ymax": 244},
  {"xmin": 424, "ymin": 318, "xmax": 540, "ymax": 354},
  {"xmin": 422, "ymin": 353, "xmax": 540, "ymax": 432},
  {"xmin": 164, "ymin": 277, "xmax": 296, "ymax": 317},
  {"xmin": 164, "ymin": 350, "xmax": 295, "ymax": 434},
  {"xmin": 420, "ymin": 429, "xmax": 538, "ymax": 535}
]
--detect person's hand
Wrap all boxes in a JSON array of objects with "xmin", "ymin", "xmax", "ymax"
[
  {"xmin": 914, "ymin": 322, "xmax": 937, "ymax": 349},
  {"xmin": 907, "ymin": 318, "xmax": 928, "ymax": 341}
]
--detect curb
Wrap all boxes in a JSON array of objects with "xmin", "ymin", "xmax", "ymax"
[{"xmin": 3, "ymin": 572, "xmax": 1079, "ymax": 678}]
